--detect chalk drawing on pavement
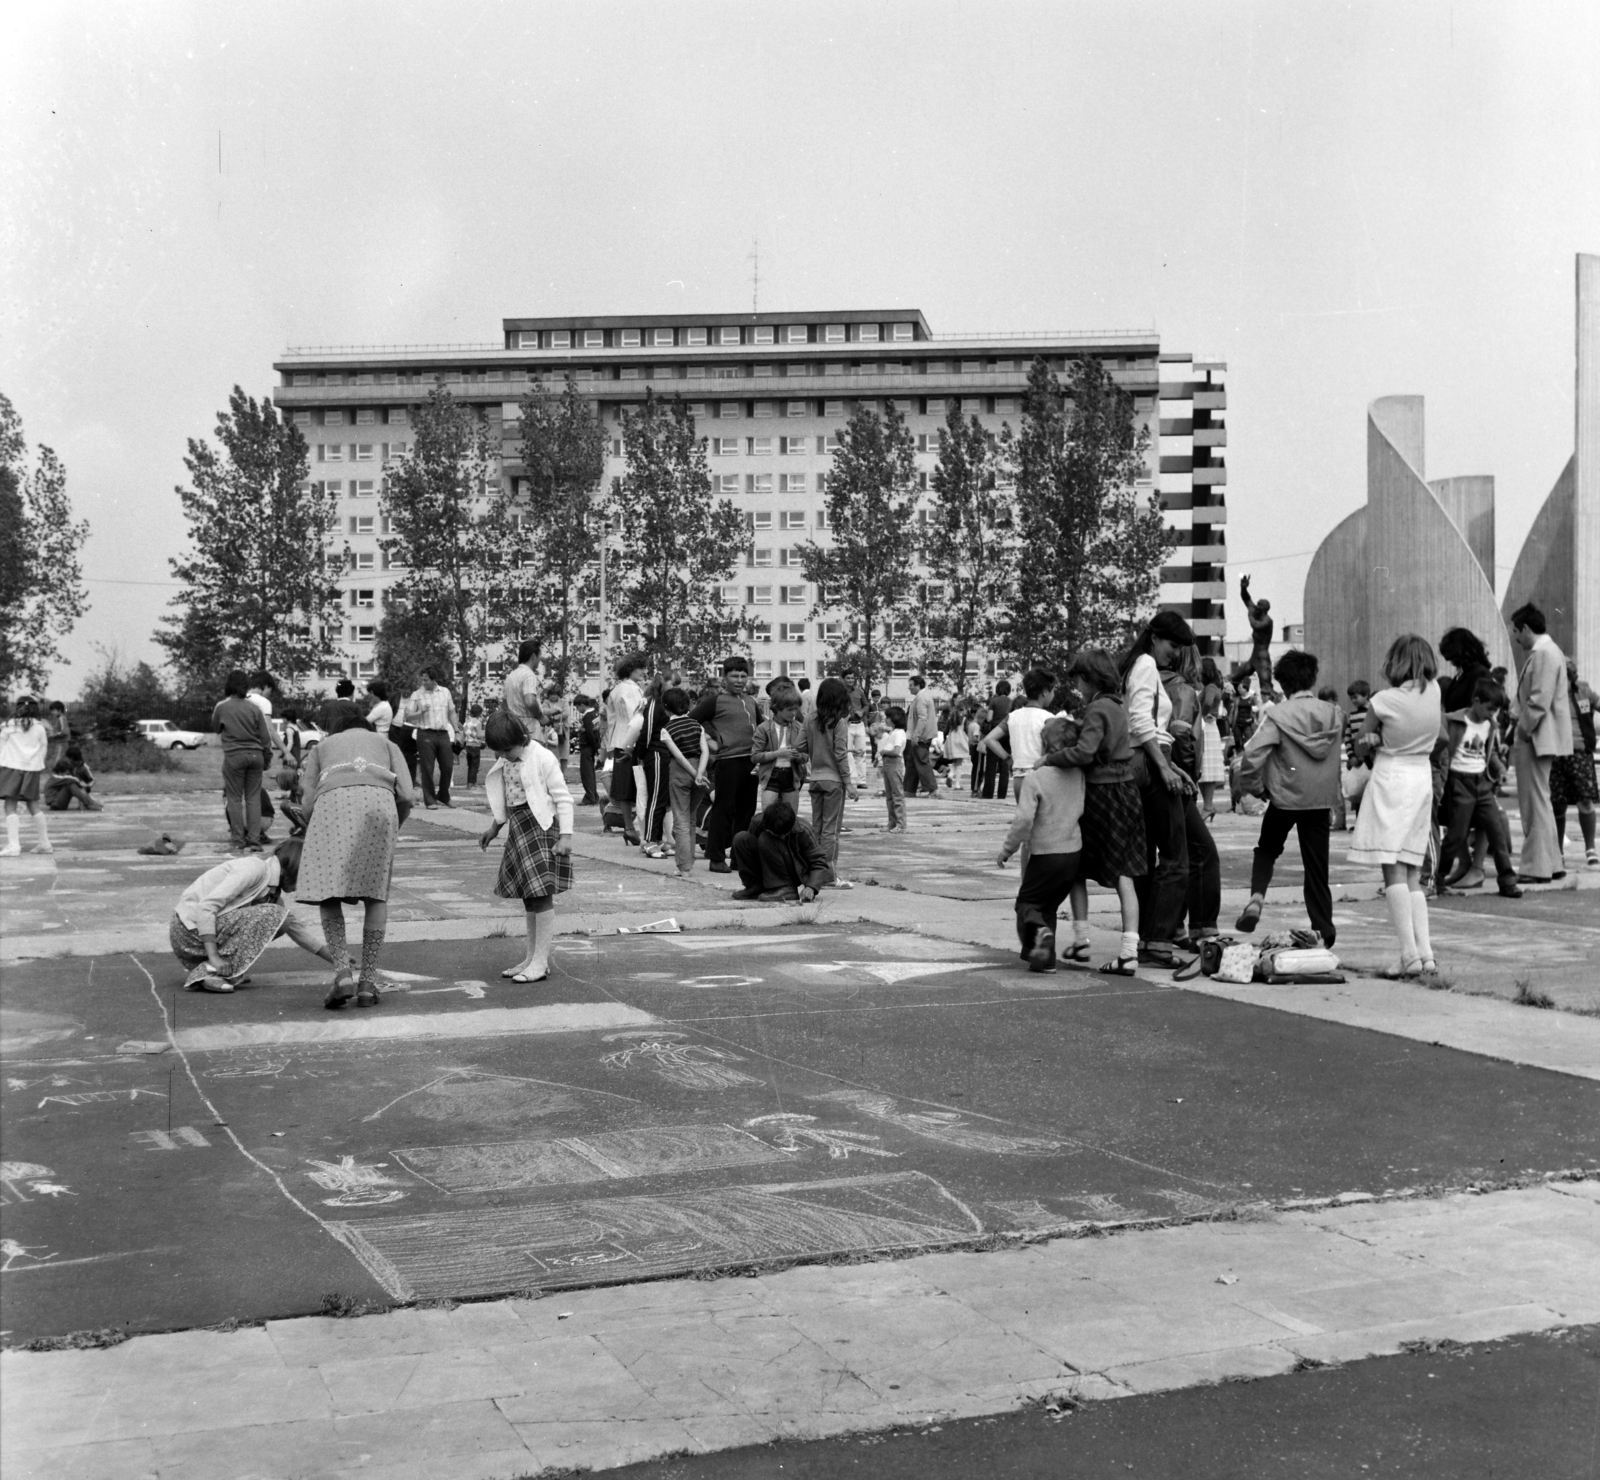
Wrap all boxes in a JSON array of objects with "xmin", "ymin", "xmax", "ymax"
[
  {"xmin": 1152, "ymin": 1188, "xmax": 1229, "ymax": 1217},
  {"xmin": 37, "ymin": 1089, "xmax": 164, "ymax": 1109},
  {"xmin": 600, "ymin": 1039, "xmax": 764, "ymax": 1090},
  {"xmin": 803, "ymin": 961, "xmax": 974, "ymax": 986},
  {"xmin": 1058, "ymin": 1193, "xmax": 1149, "ymax": 1221},
  {"xmin": 393, "ymin": 1124, "xmax": 786, "ymax": 1194},
  {"xmin": 856, "ymin": 936, "xmax": 985, "ymax": 961},
  {"xmin": 986, "ymin": 1199, "xmax": 1065, "ymax": 1231},
  {"xmin": 676, "ymin": 975, "xmax": 765, "ymax": 991},
  {"xmin": 327, "ymin": 1170, "xmax": 985, "ymax": 1301},
  {"xmin": 745, "ymin": 1112, "xmax": 899, "ymax": 1160},
  {"xmin": 361, "ymin": 1068, "xmax": 639, "ymax": 1125},
  {"xmin": 130, "ymin": 1127, "xmax": 211, "ymax": 1151},
  {"xmin": 1, "ymin": 1239, "xmax": 57, "ymax": 1271},
  {"xmin": 305, "ymin": 1156, "xmax": 409, "ymax": 1207},
  {"xmin": 667, "ymin": 933, "xmax": 834, "ymax": 952},
  {"xmin": 0, "ymin": 1162, "xmax": 73, "ymax": 1204},
  {"xmin": 809, "ymin": 1090, "xmax": 1066, "ymax": 1156}
]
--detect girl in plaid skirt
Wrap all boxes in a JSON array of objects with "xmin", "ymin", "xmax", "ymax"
[{"xmin": 480, "ymin": 711, "xmax": 574, "ymax": 984}]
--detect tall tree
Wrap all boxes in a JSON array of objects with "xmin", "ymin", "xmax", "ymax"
[
  {"xmin": 379, "ymin": 383, "xmax": 511, "ymax": 717},
  {"xmin": 1005, "ymin": 357, "xmax": 1171, "ymax": 669},
  {"xmin": 923, "ymin": 406, "xmax": 1018, "ymax": 693},
  {"xmin": 605, "ymin": 392, "xmax": 749, "ymax": 674},
  {"xmin": 0, "ymin": 392, "xmax": 90, "ymax": 696},
  {"xmin": 158, "ymin": 386, "xmax": 341, "ymax": 691},
  {"xmin": 511, "ymin": 374, "xmax": 607, "ymax": 689},
  {"xmin": 799, "ymin": 401, "xmax": 920, "ymax": 686},
  {"xmin": 373, "ymin": 596, "xmax": 455, "ymax": 700}
]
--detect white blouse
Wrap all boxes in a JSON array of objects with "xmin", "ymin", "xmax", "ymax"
[{"xmin": 485, "ymin": 742, "xmax": 574, "ymax": 833}]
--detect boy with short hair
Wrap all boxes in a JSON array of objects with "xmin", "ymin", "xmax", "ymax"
[
  {"xmin": 1339, "ymin": 679, "xmax": 1374, "ymax": 827},
  {"xmin": 878, "ymin": 705, "xmax": 908, "ymax": 833},
  {"xmin": 1439, "ymin": 675, "xmax": 1522, "ymax": 899},
  {"xmin": 659, "ymin": 687, "xmax": 707, "ymax": 878},
  {"xmin": 997, "ymin": 715, "xmax": 1086, "ymax": 973},
  {"xmin": 575, "ymin": 695, "xmax": 601, "ymax": 805},
  {"xmin": 461, "ymin": 703, "xmax": 486, "ymax": 787}
]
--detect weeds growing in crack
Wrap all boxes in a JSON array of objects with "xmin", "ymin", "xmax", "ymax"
[
  {"xmin": 1513, "ymin": 977, "xmax": 1555, "ymax": 1009},
  {"xmin": 320, "ymin": 1292, "xmax": 386, "ymax": 1319}
]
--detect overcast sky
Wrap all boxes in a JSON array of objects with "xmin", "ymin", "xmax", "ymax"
[{"xmin": 4, "ymin": 1, "xmax": 1597, "ymax": 692}]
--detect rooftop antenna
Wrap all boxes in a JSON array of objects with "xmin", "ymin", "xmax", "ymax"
[{"xmin": 750, "ymin": 238, "xmax": 759, "ymax": 314}]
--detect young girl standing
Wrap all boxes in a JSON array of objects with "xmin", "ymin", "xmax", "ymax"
[
  {"xmin": 752, "ymin": 689, "xmax": 806, "ymax": 814},
  {"xmin": 943, "ymin": 706, "xmax": 971, "ymax": 791},
  {"xmin": 1037, "ymin": 650, "xmax": 1145, "ymax": 973},
  {"xmin": 480, "ymin": 711, "xmax": 574, "ymax": 984},
  {"xmin": 1, "ymin": 696, "xmax": 52, "ymax": 856},
  {"xmin": 800, "ymin": 676, "xmax": 858, "ymax": 882},
  {"xmin": 1348, "ymin": 634, "xmax": 1445, "ymax": 978},
  {"xmin": 878, "ymin": 706, "xmax": 908, "ymax": 832}
]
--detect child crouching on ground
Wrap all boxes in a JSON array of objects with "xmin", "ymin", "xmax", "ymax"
[
  {"xmin": 1037, "ymin": 649, "xmax": 1145, "ymax": 974},
  {"xmin": 480, "ymin": 711, "xmax": 574, "ymax": 984},
  {"xmin": 997, "ymin": 716, "xmax": 1086, "ymax": 972},
  {"xmin": 878, "ymin": 706, "xmax": 908, "ymax": 833}
]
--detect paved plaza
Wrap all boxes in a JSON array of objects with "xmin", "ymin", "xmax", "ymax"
[{"xmin": 2, "ymin": 770, "xmax": 1598, "ymax": 1478}]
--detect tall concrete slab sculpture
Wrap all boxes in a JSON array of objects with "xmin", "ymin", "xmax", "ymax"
[
  {"xmin": 1304, "ymin": 395, "xmax": 1512, "ymax": 693},
  {"xmin": 1505, "ymin": 253, "xmax": 1600, "ymax": 673}
]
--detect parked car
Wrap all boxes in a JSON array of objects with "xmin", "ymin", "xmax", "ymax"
[
  {"xmin": 137, "ymin": 719, "xmax": 206, "ymax": 751},
  {"xmin": 272, "ymin": 718, "xmax": 325, "ymax": 755}
]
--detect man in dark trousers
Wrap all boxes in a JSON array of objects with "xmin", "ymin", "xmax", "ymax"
[
  {"xmin": 903, "ymin": 675, "xmax": 940, "ymax": 796},
  {"xmin": 731, "ymin": 801, "xmax": 832, "ymax": 901},
  {"xmin": 981, "ymin": 680, "xmax": 1014, "ymax": 799},
  {"xmin": 691, "ymin": 656, "xmax": 762, "ymax": 873}
]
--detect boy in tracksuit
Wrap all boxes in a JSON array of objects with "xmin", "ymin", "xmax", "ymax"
[
  {"xmin": 996, "ymin": 716, "xmax": 1086, "ymax": 973},
  {"xmin": 1234, "ymin": 650, "xmax": 1345, "ymax": 946},
  {"xmin": 1439, "ymin": 675, "xmax": 1522, "ymax": 899}
]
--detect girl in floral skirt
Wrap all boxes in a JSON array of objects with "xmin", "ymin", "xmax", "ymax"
[{"xmin": 480, "ymin": 711, "xmax": 574, "ymax": 984}]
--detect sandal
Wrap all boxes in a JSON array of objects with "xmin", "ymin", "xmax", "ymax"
[
  {"xmin": 324, "ymin": 970, "xmax": 356, "ymax": 1009},
  {"xmin": 1380, "ymin": 960, "xmax": 1424, "ymax": 980},
  {"xmin": 1234, "ymin": 900, "xmax": 1263, "ymax": 933},
  {"xmin": 501, "ymin": 964, "xmax": 532, "ymax": 979},
  {"xmin": 1098, "ymin": 955, "xmax": 1139, "ymax": 976},
  {"xmin": 355, "ymin": 988, "xmax": 380, "ymax": 1008},
  {"xmin": 1063, "ymin": 940, "xmax": 1092, "ymax": 964},
  {"xmin": 509, "ymin": 971, "xmax": 549, "ymax": 985}
]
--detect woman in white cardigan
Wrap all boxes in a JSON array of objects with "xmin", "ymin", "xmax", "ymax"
[{"xmin": 479, "ymin": 710, "xmax": 574, "ymax": 983}]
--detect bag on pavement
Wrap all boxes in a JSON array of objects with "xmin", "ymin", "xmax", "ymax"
[
  {"xmin": 1254, "ymin": 946, "xmax": 1344, "ymax": 984},
  {"xmin": 1212, "ymin": 942, "xmax": 1260, "ymax": 984}
]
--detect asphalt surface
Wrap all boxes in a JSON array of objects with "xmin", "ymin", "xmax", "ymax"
[
  {"xmin": 3, "ymin": 923, "xmax": 1597, "ymax": 1345},
  {"xmin": 608, "ymin": 1325, "xmax": 1600, "ymax": 1480}
]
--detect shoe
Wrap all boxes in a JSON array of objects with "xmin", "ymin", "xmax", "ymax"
[
  {"xmin": 759, "ymin": 889, "xmax": 800, "ymax": 903},
  {"xmin": 30, "ymin": 844, "xmax": 53, "ymax": 855},
  {"xmin": 731, "ymin": 887, "xmax": 763, "ymax": 900},
  {"xmin": 1098, "ymin": 955, "xmax": 1139, "ymax": 976},
  {"xmin": 0, "ymin": 844, "xmax": 19, "ymax": 857},
  {"xmin": 709, "ymin": 861, "xmax": 732, "ymax": 873},
  {"xmin": 1380, "ymin": 960, "xmax": 1424, "ymax": 980},
  {"xmin": 1497, "ymin": 883, "xmax": 1524, "ymax": 899},
  {"xmin": 1234, "ymin": 900, "xmax": 1262, "ymax": 933},
  {"xmin": 424, "ymin": 803, "xmax": 438, "ymax": 810},
  {"xmin": 623, "ymin": 833, "xmax": 641, "ymax": 847},
  {"xmin": 1516, "ymin": 874, "xmax": 1553, "ymax": 885},
  {"xmin": 324, "ymin": 971, "xmax": 356, "ymax": 1009},
  {"xmin": 507, "ymin": 972, "xmax": 548, "ymax": 985},
  {"xmin": 1062, "ymin": 940, "xmax": 1092, "ymax": 965},
  {"xmin": 355, "ymin": 987, "xmax": 380, "ymax": 1007},
  {"xmin": 1028, "ymin": 929, "xmax": 1056, "ymax": 974},
  {"xmin": 1589, "ymin": 850, "xmax": 1600, "ymax": 867},
  {"xmin": 1552, "ymin": 870, "xmax": 1567, "ymax": 880}
]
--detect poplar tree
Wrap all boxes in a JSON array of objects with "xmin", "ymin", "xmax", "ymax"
[
  {"xmin": 605, "ymin": 392, "xmax": 749, "ymax": 675},
  {"xmin": 923, "ymin": 405, "xmax": 1017, "ymax": 692},
  {"xmin": 798, "ymin": 402, "xmax": 919, "ymax": 685},
  {"xmin": 158, "ymin": 386, "xmax": 340, "ymax": 691},
  {"xmin": 1006, "ymin": 357, "xmax": 1171, "ymax": 668},
  {"xmin": 510, "ymin": 374, "xmax": 607, "ymax": 689},
  {"xmin": 0, "ymin": 393, "xmax": 89, "ymax": 696}
]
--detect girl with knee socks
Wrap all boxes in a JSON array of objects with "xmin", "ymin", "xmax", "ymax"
[
  {"xmin": 481, "ymin": 711, "xmax": 574, "ymax": 984},
  {"xmin": 0, "ymin": 695, "xmax": 52, "ymax": 856},
  {"xmin": 1348, "ymin": 635, "xmax": 1444, "ymax": 978}
]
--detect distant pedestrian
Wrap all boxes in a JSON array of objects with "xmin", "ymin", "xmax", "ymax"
[
  {"xmin": 878, "ymin": 705, "xmax": 908, "ymax": 832},
  {"xmin": 800, "ymin": 675, "xmax": 857, "ymax": 879},
  {"xmin": 691, "ymin": 656, "xmax": 761, "ymax": 872},
  {"xmin": 942, "ymin": 703, "xmax": 970, "ymax": 791},
  {"xmin": 575, "ymin": 695, "xmax": 602, "ymax": 805},
  {"xmin": 1508, "ymin": 604, "xmax": 1573, "ymax": 883},
  {"xmin": 731, "ymin": 800, "xmax": 831, "ymax": 902},
  {"xmin": 400, "ymin": 666, "xmax": 457, "ymax": 809},
  {"xmin": 365, "ymin": 680, "xmax": 393, "ymax": 737},
  {"xmin": 461, "ymin": 703, "xmax": 486, "ymax": 786},
  {"xmin": 659, "ymin": 687, "xmax": 708, "ymax": 878},
  {"xmin": 752, "ymin": 688, "xmax": 806, "ymax": 814},
  {"xmin": 1233, "ymin": 650, "xmax": 1345, "ymax": 945},
  {"xmin": 903, "ymin": 676, "xmax": 940, "ymax": 796},
  {"xmin": 981, "ymin": 680, "xmax": 1013, "ymax": 799},
  {"xmin": 296, "ymin": 708, "xmax": 413, "ymax": 1008},
  {"xmin": 1197, "ymin": 658, "xmax": 1227, "ymax": 821},
  {"xmin": 1348, "ymin": 634, "xmax": 1444, "ymax": 978},
  {"xmin": 982, "ymin": 668, "xmax": 1057, "ymax": 802},
  {"xmin": 43, "ymin": 701, "xmax": 70, "ymax": 771},
  {"xmin": 502, "ymin": 639, "xmax": 546, "ymax": 743},
  {"xmin": 1, "ymin": 695, "xmax": 53, "ymax": 856},
  {"xmin": 1438, "ymin": 675, "xmax": 1521, "ymax": 898},
  {"xmin": 603, "ymin": 653, "xmax": 647, "ymax": 843},
  {"xmin": 1551, "ymin": 658, "xmax": 1598, "ymax": 868},
  {"xmin": 634, "ymin": 675, "xmax": 674, "ymax": 859},
  {"xmin": 998, "ymin": 715, "xmax": 1087, "ymax": 973},
  {"xmin": 212, "ymin": 670, "xmax": 287, "ymax": 852},
  {"xmin": 480, "ymin": 711, "xmax": 573, "ymax": 984}
]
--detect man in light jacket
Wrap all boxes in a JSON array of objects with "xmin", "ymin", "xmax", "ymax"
[
  {"xmin": 904, "ymin": 675, "xmax": 940, "ymax": 797},
  {"xmin": 1233, "ymin": 649, "xmax": 1345, "ymax": 945},
  {"xmin": 1509, "ymin": 602, "xmax": 1574, "ymax": 882}
]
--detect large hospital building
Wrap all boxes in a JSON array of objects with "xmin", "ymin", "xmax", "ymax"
[{"xmin": 272, "ymin": 310, "xmax": 1226, "ymax": 690}]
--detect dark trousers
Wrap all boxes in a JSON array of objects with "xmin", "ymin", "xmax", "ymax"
[
  {"xmin": 390, "ymin": 725, "xmax": 420, "ymax": 783},
  {"xmin": 707, "ymin": 756, "xmax": 760, "ymax": 864},
  {"xmin": 465, "ymin": 746, "xmax": 482, "ymax": 786},
  {"xmin": 1015, "ymin": 851, "xmax": 1081, "ymax": 958},
  {"xmin": 731, "ymin": 828, "xmax": 806, "ymax": 894},
  {"xmin": 982, "ymin": 753, "xmax": 1012, "ymax": 800},
  {"xmin": 1440, "ymin": 772, "xmax": 1517, "ymax": 887},
  {"xmin": 905, "ymin": 739, "xmax": 939, "ymax": 796},
  {"xmin": 1249, "ymin": 803, "xmax": 1335, "ymax": 945},
  {"xmin": 1135, "ymin": 770, "xmax": 1190, "ymax": 945},
  {"xmin": 1181, "ymin": 798, "xmax": 1221, "ymax": 934},
  {"xmin": 416, "ymin": 728, "xmax": 451, "ymax": 805},
  {"xmin": 222, "ymin": 749, "xmax": 265, "ymax": 845},
  {"xmin": 640, "ymin": 750, "xmax": 671, "ymax": 844},
  {"xmin": 970, "ymin": 749, "xmax": 985, "ymax": 795},
  {"xmin": 579, "ymin": 746, "xmax": 599, "ymax": 803}
]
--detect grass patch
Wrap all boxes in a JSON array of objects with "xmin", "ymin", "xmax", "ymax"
[
  {"xmin": 1513, "ymin": 977, "xmax": 1555, "ymax": 1010},
  {"xmin": 23, "ymin": 1327, "xmax": 129, "ymax": 1351},
  {"xmin": 319, "ymin": 1292, "xmax": 386, "ymax": 1319},
  {"xmin": 84, "ymin": 738, "xmax": 184, "ymax": 774}
]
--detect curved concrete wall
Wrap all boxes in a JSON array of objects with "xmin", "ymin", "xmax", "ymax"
[
  {"xmin": 1429, "ymin": 475, "xmax": 1495, "ymax": 582},
  {"xmin": 1302, "ymin": 506, "xmax": 1368, "ymax": 695},
  {"xmin": 1502, "ymin": 456, "xmax": 1576, "ymax": 654}
]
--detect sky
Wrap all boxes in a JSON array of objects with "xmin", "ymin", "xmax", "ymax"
[{"xmin": 4, "ymin": 0, "xmax": 1598, "ymax": 693}]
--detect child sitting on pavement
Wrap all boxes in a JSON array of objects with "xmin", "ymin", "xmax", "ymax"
[
  {"xmin": 731, "ymin": 800, "xmax": 832, "ymax": 902},
  {"xmin": 1438, "ymin": 675, "xmax": 1522, "ymax": 899},
  {"xmin": 44, "ymin": 746, "xmax": 102, "ymax": 811},
  {"xmin": 1233, "ymin": 650, "xmax": 1346, "ymax": 946},
  {"xmin": 997, "ymin": 715, "xmax": 1086, "ymax": 973}
]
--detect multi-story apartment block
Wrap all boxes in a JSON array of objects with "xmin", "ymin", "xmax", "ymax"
[{"xmin": 273, "ymin": 310, "xmax": 1226, "ymax": 693}]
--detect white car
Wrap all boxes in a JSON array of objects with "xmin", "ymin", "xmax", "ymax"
[{"xmin": 138, "ymin": 719, "xmax": 206, "ymax": 751}]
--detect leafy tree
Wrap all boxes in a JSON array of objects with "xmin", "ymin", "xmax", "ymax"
[
  {"xmin": 604, "ymin": 392, "xmax": 749, "ymax": 675},
  {"xmin": 0, "ymin": 393, "xmax": 90, "ymax": 696},
  {"xmin": 799, "ymin": 402, "xmax": 920, "ymax": 686},
  {"xmin": 380, "ymin": 383, "xmax": 516, "ymax": 717},
  {"xmin": 157, "ymin": 386, "xmax": 341, "ymax": 692},
  {"xmin": 70, "ymin": 647, "xmax": 176, "ymax": 743},
  {"xmin": 1005, "ymin": 356, "xmax": 1171, "ymax": 669},
  {"xmin": 510, "ymin": 375, "xmax": 607, "ymax": 690},
  {"xmin": 923, "ymin": 406, "xmax": 1018, "ymax": 693},
  {"xmin": 373, "ymin": 596, "xmax": 455, "ymax": 700}
]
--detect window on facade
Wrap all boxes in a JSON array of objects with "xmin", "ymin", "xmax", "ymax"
[
  {"xmin": 720, "ymin": 401, "xmax": 740, "ymax": 417},
  {"xmin": 824, "ymin": 325, "xmax": 846, "ymax": 343},
  {"xmin": 717, "ymin": 584, "xmax": 740, "ymax": 605},
  {"xmin": 925, "ymin": 400, "xmax": 946, "ymax": 417},
  {"xmin": 719, "ymin": 327, "xmax": 741, "ymax": 345},
  {"xmin": 781, "ymin": 474, "xmax": 807, "ymax": 494},
  {"xmin": 857, "ymin": 324, "xmax": 880, "ymax": 343},
  {"xmin": 750, "ymin": 548, "xmax": 773, "ymax": 569},
  {"xmin": 786, "ymin": 401, "xmax": 807, "ymax": 418},
  {"xmin": 821, "ymin": 434, "xmax": 842, "ymax": 453},
  {"xmin": 890, "ymin": 399, "xmax": 912, "ymax": 413},
  {"xmin": 717, "ymin": 474, "xmax": 739, "ymax": 495},
  {"xmin": 292, "ymin": 411, "xmax": 312, "ymax": 428},
  {"xmin": 891, "ymin": 659, "xmax": 912, "ymax": 676},
  {"xmin": 293, "ymin": 373, "xmax": 314, "ymax": 386},
  {"xmin": 351, "ymin": 551, "xmax": 374, "ymax": 571},
  {"xmin": 780, "ymin": 509, "xmax": 806, "ymax": 529},
  {"xmin": 776, "ymin": 547, "xmax": 795, "ymax": 567},
  {"xmin": 994, "ymin": 398, "xmax": 1018, "ymax": 415},
  {"xmin": 323, "ymin": 480, "xmax": 343, "ymax": 496},
  {"xmin": 652, "ymin": 328, "xmax": 673, "ymax": 346},
  {"xmin": 748, "ymin": 474, "xmax": 774, "ymax": 495},
  {"xmin": 685, "ymin": 327, "xmax": 707, "ymax": 346},
  {"xmin": 749, "ymin": 583, "xmax": 774, "ymax": 601},
  {"xmin": 753, "ymin": 401, "xmax": 775, "ymax": 417},
  {"xmin": 818, "ymin": 621, "xmax": 841, "ymax": 642},
  {"xmin": 749, "ymin": 508, "xmax": 773, "ymax": 529},
  {"xmin": 324, "ymin": 410, "xmax": 345, "ymax": 427},
  {"xmin": 780, "ymin": 584, "xmax": 806, "ymax": 605},
  {"xmin": 753, "ymin": 658, "xmax": 774, "ymax": 679},
  {"xmin": 753, "ymin": 365, "xmax": 775, "ymax": 379},
  {"xmin": 350, "ymin": 515, "xmax": 375, "ymax": 534},
  {"xmin": 823, "ymin": 400, "xmax": 844, "ymax": 419},
  {"xmin": 621, "ymin": 367, "xmax": 643, "ymax": 380},
  {"xmin": 322, "ymin": 445, "xmax": 343, "ymax": 462},
  {"xmin": 785, "ymin": 325, "xmax": 808, "ymax": 344},
  {"xmin": 619, "ymin": 329, "xmax": 641, "ymax": 347},
  {"xmin": 687, "ymin": 402, "xmax": 710, "ymax": 419},
  {"xmin": 355, "ymin": 624, "xmax": 376, "ymax": 642},
  {"xmin": 518, "ymin": 332, "xmax": 539, "ymax": 348},
  {"xmin": 653, "ymin": 366, "xmax": 675, "ymax": 380},
  {"xmin": 779, "ymin": 658, "xmax": 807, "ymax": 676},
  {"xmin": 711, "ymin": 437, "xmax": 736, "ymax": 456},
  {"xmin": 387, "ymin": 409, "xmax": 407, "ymax": 426},
  {"xmin": 687, "ymin": 366, "xmax": 708, "ymax": 379},
  {"xmin": 356, "ymin": 444, "xmax": 375, "ymax": 461},
  {"xmin": 750, "ymin": 621, "xmax": 772, "ymax": 644},
  {"xmin": 714, "ymin": 367, "xmax": 741, "ymax": 380},
  {"xmin": 779, "ymin": 624, "xmax": 806, "ymax": 642},
  {"xmin": 815, "ymin": 508, "xmax": 831, "ymax": 529},
  {"xmin": 751, "ymin": 326, "xmax": 774, "ymax": 344},
  {"xmin": 892, "ymin": 323, "xmax": 914, "ymax": 341},
  {"xmin": 749, "ymin": 437, "xmax": 773, "ymax": 455}
]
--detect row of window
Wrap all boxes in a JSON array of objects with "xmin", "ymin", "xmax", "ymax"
[
  {"xmin": 512, "ymin": 322, "xmax": 919, "ymax": 350},
  {"xmin": 315, "ymin": 443, "xmax": 409, "ymax": 463},
  {"xmin": 294, "ymin": 409, "xmax": 406, "ymax": 428},
  {"xmin": 313, "ymin": 479, "xmax": 378, "ymax": 497},
  {"xmin": 598, "ymin": 399, "xmax": 987, "ymax": 420}
]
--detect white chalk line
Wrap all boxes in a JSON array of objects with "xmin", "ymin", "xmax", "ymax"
[{"xmin": 130, "ymin": 956, "xmax": 410, "ymax": 1302}]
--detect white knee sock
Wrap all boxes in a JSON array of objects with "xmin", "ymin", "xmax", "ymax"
[
  {"xmin": 33, "ymin": 812, "xmax": 51, "ymax": 851},
  {"xmin": 1409, "ymin": 889, "xmax": 1433, "ymax": 964},
  {"xmin": 1384, "ymin": 884, "xmax": 1419, "ymax": 966},
  {"xmin": 1073, "ymin": 919, "xmax": 1091, "ymax": 944},
  {"xmin": 530, "ymin": 909, "xmax": 554, "ymax": 978},
  {"xmin": 4, "ymin": 814, "xmax": 19, "ymax": 852},
  {"xmin": 1119, "ymin": 930, "xmax": 1139, "ymax": 961}
]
